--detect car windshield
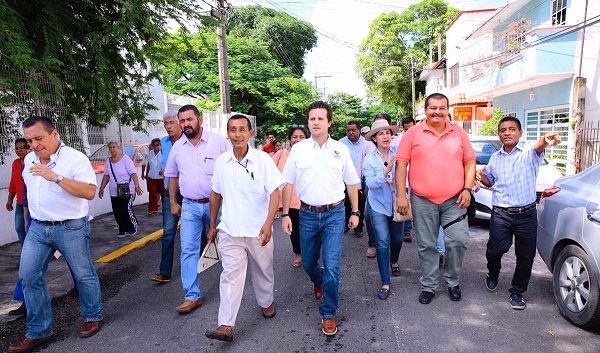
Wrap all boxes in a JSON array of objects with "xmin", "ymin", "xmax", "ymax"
[{"xmin": 471, "ymin": 140, "xmax": 502, "ymax": 165}]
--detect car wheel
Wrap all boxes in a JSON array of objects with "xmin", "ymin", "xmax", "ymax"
[{"xmin": 552, "ymin": 245, "xmax": 600, "ymax": 328}]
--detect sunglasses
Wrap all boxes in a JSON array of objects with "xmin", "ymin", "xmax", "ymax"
[
  {"xmin": 16, "ymin": 146, "xmax": 30, "ymax": 150},
  {"xmin": 151, "ymin": 144, "xmax": 160, "ymax": 147},
  {"xmin": 292, "ymin": 125, "xmax": 305, "ymax": 128}
]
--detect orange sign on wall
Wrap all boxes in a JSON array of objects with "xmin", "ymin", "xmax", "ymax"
[{"xmin": 453, "ymin": 107, "xmax": 472, "ymax": 121}]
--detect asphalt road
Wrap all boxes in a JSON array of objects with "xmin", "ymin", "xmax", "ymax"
[{"xmin": 1, "ymin": 218, "xmax": 599, "ymax": 352}]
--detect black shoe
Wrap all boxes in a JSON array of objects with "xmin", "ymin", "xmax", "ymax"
[
  {"xmin": 8, "ymin": 302, "xmax": 26, "ymax": 316},
  {"xmin": 448, "ymin": 285, "xmax": 461, "ymax": 301},
  {"xmin": 486, "ymin": 274, "xmax": 498, "ymax": 291},
  {"xmin": 418, "ymin": 291, "xmax": 435, "ymax": 304},
  {"xmin": 510, "ymin": 293, "xmax": 526, "ymax": 310},
  {"xmin": 378, "ymin": 287, "xmax": 390, "ymax": 300},
  {"xmin": 391, "ymin": 264, "xmax": 401, "ymax": 277}
]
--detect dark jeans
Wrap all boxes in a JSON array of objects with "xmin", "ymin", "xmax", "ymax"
[
  {"xmin": 344, "ymin": 189, "xmax": 365, "ymax": 232},
  {"xmin": 486, "ymin": 207, "xmax": 537, "ymax": 294},
  {"xmin": 110, "ymin": 194, "xmax": 137, "ymax": 233},
  {"xmin": 289, "ymin": 208, "xmax": 301, "ymax": 255},
  {"xmin": 365, "ymin": 199, "xmax": 376, "ymax": 248},
  {"xmin": 159, "ymin": 192, "xmax": 182, "ymax": 277}
]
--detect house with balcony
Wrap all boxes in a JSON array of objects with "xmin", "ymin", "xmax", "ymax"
[{"xmin": 423, "ymin": 0, "xmax": 600, "ymax": 174}]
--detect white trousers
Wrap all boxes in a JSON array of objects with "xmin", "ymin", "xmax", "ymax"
[{"xmin": 217, "ymin": 231, "xmax": 274, "ymax": 327}]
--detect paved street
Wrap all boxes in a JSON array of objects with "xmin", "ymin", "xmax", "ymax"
[{"xmin": 1, "ymin": 205, "xmax": 599, "ymax": 352}]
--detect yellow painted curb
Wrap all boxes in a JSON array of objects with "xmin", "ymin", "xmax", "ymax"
[{"xmin": 95, "ymin": 229, "xmax": 164, "ymax": 263}]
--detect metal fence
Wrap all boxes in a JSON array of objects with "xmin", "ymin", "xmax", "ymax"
[{"xmin": 576, "ymin": 120, "xmax": 600, "ymax": 172}]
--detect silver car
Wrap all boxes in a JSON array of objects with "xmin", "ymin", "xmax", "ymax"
[{"xmin": 537, "ymin": 162, "xmax": 600, "ymax": 328}]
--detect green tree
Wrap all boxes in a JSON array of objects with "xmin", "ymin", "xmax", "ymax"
[
  {"xmin": 228, "ymin": 6, "xmax": 317, "ymax": 77},
  {"xmin": 0, "ymin": 0, "xmax": 202, "ymax": 131},
  {"xmin": 356, "ymin": 0, "xmax": 459, "ymax": 114},
  {"xmin": 479, "ymin": 108, "xmax": 504, "ymax": 136}
]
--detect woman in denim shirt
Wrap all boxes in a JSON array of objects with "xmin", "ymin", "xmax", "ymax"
[{"xmin": 363, "ymin": 120, "xmax": 403, "ymax": 300}]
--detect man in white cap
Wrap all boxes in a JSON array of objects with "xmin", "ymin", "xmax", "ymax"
[{"xmin": 360, "ymin": 126, "xmax": 370, "ymax": 138}]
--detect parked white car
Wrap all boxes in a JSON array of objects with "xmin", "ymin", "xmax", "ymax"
[{"xmin": 470, "ymin": 137, "xmax": 563, "ymax": 221}]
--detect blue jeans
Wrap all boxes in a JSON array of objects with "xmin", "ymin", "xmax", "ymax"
[
  {"xmin": 367, "ymin": 203, "xmax": 403, "ymax": 286},
  {"xmin": 20, "ymin": 218, "xmax": 102, "ymax": 339},
  {"xmin": 299, "ymin": 202, "xmax": 345, "ymax": 319},
  {"xmin": 403, "ymin": 219, "xmax": 413, "ymax": 235},
  {"xmin": 180, "ymin": 198, "xmax": 210, "ymax": 301},
  {"xmin": 15, "ymin": 203, "xmax": 26, "ymax": 245},
  {"xmin": 160, "ymin": 192, "xmax": 182, "ymax": 277}
]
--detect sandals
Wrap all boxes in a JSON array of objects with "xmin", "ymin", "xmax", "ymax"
[
  {"xmin": 292, "ymin": 260, "xmax": 302, "ymax": 268},
  {"xmin": 378, "ymin": 286, "xmax": 390, "ymax": 300}
]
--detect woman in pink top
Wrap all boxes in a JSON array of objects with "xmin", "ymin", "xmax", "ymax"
[{"xmin": 272, "ymin": 126, "xmax": 307, "ymax": 268}]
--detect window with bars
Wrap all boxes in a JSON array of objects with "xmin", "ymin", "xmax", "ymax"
[
  {"xmin": 551, "ymin": 0, "xmax": 567, "ymax": 26},
  {"xmin": 449, "ymin": 64, "xmax": 459, "ymax": 88},
  {"xmin": 525, "ymin": 106, "xmax": 569, "ymax": 173}
]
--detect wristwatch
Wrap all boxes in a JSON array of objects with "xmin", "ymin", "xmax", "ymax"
[
  {"xmin": 55, "ymin": 175, "xmax": 64, "ymax": 184},
  {"xmin": 351, "ymin": 211, "xmax": 360, "ymax": 217},
  {"xmin": 463, "ymin": 187, "xmax": 472, "ymax": 193}
]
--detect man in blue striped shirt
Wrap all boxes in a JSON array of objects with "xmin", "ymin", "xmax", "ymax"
[{"xmin": 477, "ymin": 116, "xmax": 561, "ymax": 310}]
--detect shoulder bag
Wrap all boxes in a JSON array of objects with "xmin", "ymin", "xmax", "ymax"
[{"xmin": 109, "ymin": 159, "xmax": 132, "ymax": 198}]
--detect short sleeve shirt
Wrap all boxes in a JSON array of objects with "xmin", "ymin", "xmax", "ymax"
[
  {"xmin": 104, "ymin": 155, "xmax": 136, "ymax": 197},
  {"xmin": 282, "ymin": 137, "xmax": 360, "ymax": 206},
  {"xmin": 396, "ymin": 122, "xmax": 475, "ymax": 204},
  {"xmin": 483, "ymin": 142, "xmax": 544, "ymax": 207},
  {"xmin": 212, "ymin": 147, "xmax": 285, "ymax": 237}
]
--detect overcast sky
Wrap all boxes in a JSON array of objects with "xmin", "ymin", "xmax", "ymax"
[{"xmin": 233, "ymin": 0, "xmax": 506, "ymax": 98}]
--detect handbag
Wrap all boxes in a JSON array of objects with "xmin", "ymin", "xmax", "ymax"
[
  {"xmin": 109, "ymin": 159, "xmax": 132, "ymax": 198},
  {"xmin": 373, "ymin": 152, "xmax": 412, "ymax": 222}
]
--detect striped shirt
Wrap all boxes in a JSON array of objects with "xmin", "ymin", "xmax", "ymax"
[{"xmin": 483, "ymin": 142, "xmax": 544, "ymax": 207}]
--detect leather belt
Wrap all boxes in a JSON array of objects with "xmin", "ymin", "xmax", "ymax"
[
  {"xmin": 189, "ymin": 198, "xmax": 209, "ymax": 204},
  {"xmin": 34, "ymin": 219, "xmax": 73, "ymax": 226},
  {"xmin": 494, "ymin": 202, "xmax": 536, "ymax": 215},
  {"xmin": 300, "ymin": 200, "xmax": 343, "ymax": 213}
]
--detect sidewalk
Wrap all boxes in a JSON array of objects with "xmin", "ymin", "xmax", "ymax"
[{"xmin": 0, "ymin": 204, "xmax": 164, "ymax": 320}]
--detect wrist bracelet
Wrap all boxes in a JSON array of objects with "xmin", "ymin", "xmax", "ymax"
[{"xmin": 281, "ymin": 214, "xmax": 290, "ymax": 218}]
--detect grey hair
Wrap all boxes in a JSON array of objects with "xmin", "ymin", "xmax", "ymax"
[
  {"xmin": 163, "ymin": 111, "xmax": 178, "ymax": 120},
  {"xmin": 107, "ymin": 141, "xmax": 121, "ymax": 148}
]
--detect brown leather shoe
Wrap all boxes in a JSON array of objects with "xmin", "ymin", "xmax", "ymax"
[
  {"xmin": 321, "ymin": 318, "xmax": 337, "ymax": 336},
  {"xmin": 79, "ymin": 320, "xmax": 103, "ymax": 338},
  {"xmin": 205, "ymin": 325, "xmax": 233, "ymax": 341},
  {"xmin": 403, "ymin": 233, "xmax": 412, "ymax": 242},
  {"xmin": 150, "ymin": 274, "xmax": 171, "ymax": 283},
  {"xmin": 314, "ymin": 284, "xmax": 323, "ymax": 300},
  {"xmin": 8, "ymin": 337, "xmax": 52, "ymax": 352},
  {"xmin": 262, "ymin": 302, "xmax": 276, "ymax": 318},
  {"xmin": 176, "ymin": 299, "xmax": 203, "ymax": 314}
]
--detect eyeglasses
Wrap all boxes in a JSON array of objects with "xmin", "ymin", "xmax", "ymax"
[
  {"xmin": 16, "ymin": 146, "xmax": 30, "ymax": 150},
  {"xmin": 237, "ymin": 160, "xmax": 254, "ymax": 181}
]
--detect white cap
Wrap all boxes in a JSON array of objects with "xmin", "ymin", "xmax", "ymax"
[{"xmin": 361, "ymin": 126, "xmax": 370, "ymax": 134}]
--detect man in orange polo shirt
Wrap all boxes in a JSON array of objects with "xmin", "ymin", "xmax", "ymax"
[{"xmin": 395, "ymin": 93, "xmax": 476, "ymax": 305}]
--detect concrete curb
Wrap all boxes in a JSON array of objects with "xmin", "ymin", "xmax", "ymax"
[{"xmin": 95, "ymin": 229, "xmax": 164, "ymax": 263}]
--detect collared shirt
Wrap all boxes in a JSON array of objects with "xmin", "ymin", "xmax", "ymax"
[
  {"xmin": 212, "ymin": 147, "xmax": 285, "ymax": 237},
  {"xmin": 282, "ymin": 136, "xmax": 360, "ymax": 206},
  {"xmin": 396, "ymin": 122, "xmax": 475, "ymax": 205},
  {"xmin": 164, "ymin": 130, "xmax": 229, "ymax": 199},
  {"xmin": 339, "ymin": 135, "xmax": 365, "ymax": 167},
  {"xmin": 143, "ymin": 150, "xmax": 163, "ymax": 180},
  {"xmin": 9, "ymin": 158, "xmax": 25, "ymax": 204},
  {"xmin": 23, "ymin": 143, "xmax": 97, "ymax": 221},
  {"xmin": 161, "ymin": 135, "xmax": 179, "ymax": 189},
  {"xmin": 483, "ymin": 142, "xmax": 544, "ymax": 207},
  {"xmin": 356, "ymin": 135, "xmax": 402, "ymax": 180},
  {"xmin": 364, "ymin": 146, "xmax": 398, "ymax": 217}
]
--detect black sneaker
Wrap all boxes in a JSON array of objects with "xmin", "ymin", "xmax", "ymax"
[
  {"xmin": 510, "ymin": 293, "xmax": 526, "ymax": 310},
  {"xmin": 418, "ymin": 291, "xmax": 435, "ymax": 304},
  {"xmin": 486, "ymin": 274, "xmax": 498, "ymax": 291}
]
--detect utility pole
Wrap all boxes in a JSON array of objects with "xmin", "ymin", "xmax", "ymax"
[
  {"xmin": 410, "ymin": 59, "xmax": 416, "ymax": 119},
  {"xmin": 213, "ymin": 0, "xmax": 231, "ymax": 114}
]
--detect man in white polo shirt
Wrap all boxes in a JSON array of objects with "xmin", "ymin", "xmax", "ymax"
[
  {"xmin": 8, "ymin": 116, "xmax": 103, "ymax": 353},
  {"xmin": 281, "ymin": 101, "xmax": 361, "ymax": 336},
  {"xmin": 205, "ymin": 114, "xmax": 285, "ymax": 341}
]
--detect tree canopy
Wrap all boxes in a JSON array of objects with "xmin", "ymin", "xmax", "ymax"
[
  {"xmin": 356, "ymin": 0, "xmax": 459, "ymax": 115},
  {"xmin": 155, "ymin": 6, "xmax": 319, "ymax": 139}
]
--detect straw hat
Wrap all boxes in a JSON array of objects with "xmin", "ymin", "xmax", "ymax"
[{"xmin": 364, "ymin": 120, "xmax": 399, "ymax": 142}]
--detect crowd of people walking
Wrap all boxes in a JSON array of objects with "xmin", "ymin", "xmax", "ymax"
[{"xmin": 5, "ymin": 92, "xmax": 561, "ymax": 351}]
